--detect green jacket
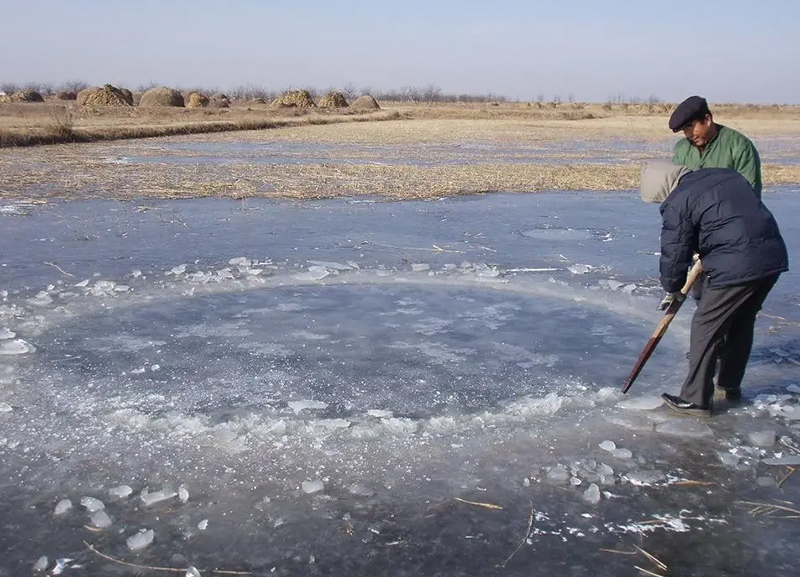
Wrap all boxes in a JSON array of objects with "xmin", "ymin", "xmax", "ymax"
[{"xmin": 672, "ymin": 124, "xmax": 762, "ymax": 197}]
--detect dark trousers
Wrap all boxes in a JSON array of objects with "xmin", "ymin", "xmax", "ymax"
[{"xmin": 681, "ymin": 274, "xmax": 780, "ymax": 407}]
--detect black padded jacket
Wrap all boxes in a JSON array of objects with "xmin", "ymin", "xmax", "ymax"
[{"xmin": 659, "ymin": 168, "xmax": 788, "ymax": 293}]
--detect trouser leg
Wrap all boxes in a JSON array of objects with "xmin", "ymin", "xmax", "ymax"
[
  {"xmin": 679, "ymin": 275, "xmax": 779, "ymax": 407},
  {"xmin": 717, "ymin": 275, "xmax": 779, "ymax": 391}
]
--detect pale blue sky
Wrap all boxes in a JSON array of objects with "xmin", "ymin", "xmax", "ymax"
[{"xmin": 2, "ymin": 0, "xmax": 798, "ymax": 103}]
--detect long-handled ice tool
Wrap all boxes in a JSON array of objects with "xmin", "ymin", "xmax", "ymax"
[{"xmin": 621, "ymin": 259, "xmax": 703, "ymax": 394}]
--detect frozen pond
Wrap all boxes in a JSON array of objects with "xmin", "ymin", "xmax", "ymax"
[
  {"xmin": 98, "ymin": 135, "xmax": 800, "ymax": 167},
  {"xmin": 1, "ymin": 190, "xmax": 799, "ymax": 576}
]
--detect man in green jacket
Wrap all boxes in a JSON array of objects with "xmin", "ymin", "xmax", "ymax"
[{"xmin": 670, "ymin": 96, "xmax": 762, "ymax": 197}]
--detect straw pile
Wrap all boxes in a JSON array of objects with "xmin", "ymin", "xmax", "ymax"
[
  {"xmin": 272, "ymin": 90, "xmax": 317, "ymax": 108},
  {"xmin": 187, "ymin": 92, "xmax": 210, "ymax": 108},
  {"xmin": 209, "ymin": 93, "xmax": 231, "ymax": 108},
  {"xmin": 78, "ymin": 85, "xmax": 133, "ymax": 107},
  {"xmin": 139, "ymin": 86, "xmax": 185, "ymax": 108},
  {"xmin": 3, "ymin": 90, "xmax": 45, "ymax": 103},
  {"xmin": 318, "ymin": 91, "xmax": 349, "ymax": 108},
  {"xmin": 351, "ymin": 95, "xmax": 380, "ymax": 110}
]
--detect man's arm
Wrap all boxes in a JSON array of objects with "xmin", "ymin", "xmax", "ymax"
[{"xmin": 733, "ymin": 140, "xmax": 762, "ymax": 198}]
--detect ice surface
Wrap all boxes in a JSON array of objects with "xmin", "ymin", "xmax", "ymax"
[
  {"xmin": 127, "ymin": 529, "xmax": 155, "ymax": 551},
  {"xmin": 1, "ymin": 190, "xmax": 799, "ymax": 575},
  {"xmin": 656, "ymin": 420, "xmax": 714, "ymax": 439},
  {"xmin": 616, "ymin": 396, "xmax": 664, "ymax": 411}
]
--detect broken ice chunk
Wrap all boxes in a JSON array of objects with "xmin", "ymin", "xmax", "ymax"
[
  {"xmin": 140, "ymin": 487, "xmax": 178, "ymax": 507},
  {"xmin": 228, "ymin": 257, "xmax": 251, "ymax": 267},
  {"xmin": 411, "ymin": 263, "xmax": 430, "ymax": 272},
  {"xmin": 612, "ymin": 448, "xmax": 633, "ymax": 460},
  {"xmin": 197, "ymin": 519, "xmax": 209, "ymax": 531},
  {"xmin": 33, "ymin": 556, "xmax": 48, "ymax": 572},
  {"xmin": 546, "ymin": 465, "xmax": 570, "ymax": 483},
  {"xmin": 568, "ymin": 264, "xmax": 593, "ymax": 275},
  {"xmin": 747, "ymin": 430, "xmax": 776, "ymax": 448},
  {"xmin": 28, "ymin": 291, "xmax": 53, "ymax": 306},
  {"xmin": 90, "ymin": 281, "xmax": 117, "ymax": 296},
  {"xmin": 583, "ymin": 483, "xmax": 601, "ymax": 505},
  {"xmin": 762, "ymin": 456, "xmax": 800, "ymax": 466},
  {"xmin": 717, "ymin": 452, "xmax": 740, "ymax": 467},
  {"xmin": 127, "ymin": 529, "xmax": 155, "ymax": 551},
  {"xmin": 90, "ymin": 510, "xmax": 113, "ymax": 528},
  {"xmin": 301, "ymin": 480, "xmax": 325, "ymax": 494},
  {"xmin": 599, "ymin": 440, "xmax": 616, "ymax": 452},
  {"xmin": 178, "ymin": 485, "xmax": 189, "ymax": 503},
  {"xmin": 288, "ymin": 400, "xmax": 328, "ymax": 413},
  {"xmin": 293, "ymin": 266, "xmax": 330, "ymax": 281},
  {"xmin": 624, "ymin": 470, "xmax": 666, "ymax": 486},
  {"xmin": 0, "ymin": 339, "xmax": 35, "ymax": 355},
  {"xmin": 80, "ymin": 496, "xmax": 105, "ymax": 513},
  {"xmin": 186, "ymin": 567, "xmax": 202, "ymax": 577},
  {"xmin": 0, "ymin": 328, "xmax": 15, "ymax": 340},
  {"xmin": 756, "ymin": 476, "xmax": 777, "ymax": 487},
  {"xmin": 109, "ymin": 485, "xmax": 133, "ymax": 499},
  {"xmin": 54, "ymin": 499, "xmax": 72, "ymax": 516},
  {"xmin": 0, "ymin": 402, "xmax": 11, "ymax": 412}
]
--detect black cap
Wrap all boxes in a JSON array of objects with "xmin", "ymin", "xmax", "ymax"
[{"xmin": 669, "ymin": 96, "xmax": 711, "ymax": 132}]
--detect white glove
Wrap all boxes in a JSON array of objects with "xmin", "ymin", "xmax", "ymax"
[{"xmin": 658, "ymin": 291, "xmax": 686, "ymax": 311}]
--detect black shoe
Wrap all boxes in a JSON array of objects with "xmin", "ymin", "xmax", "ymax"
[
  {"xmin": 714, "ymin": 386, "xmax": 742, "ymax": 403},
  {"xmin": 661, "ymin": 393, "xmax": 712, "ymax": 418}
]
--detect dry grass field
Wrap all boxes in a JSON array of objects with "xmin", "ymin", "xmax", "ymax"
[{"xmin": 1, "ymin": 100, "xmax": 799, "ymax": 200}]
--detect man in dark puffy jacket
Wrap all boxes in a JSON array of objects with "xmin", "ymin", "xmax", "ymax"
[{"xmin": 640, "ymin": 159, "xmax": 788, "ymax": 417}]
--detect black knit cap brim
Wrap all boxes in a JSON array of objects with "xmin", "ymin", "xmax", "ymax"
[{"xmin": 669, "ymin": 96, "xmax": 711, "ymax": 132}]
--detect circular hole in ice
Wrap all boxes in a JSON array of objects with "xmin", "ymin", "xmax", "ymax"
[{"xmin": 27, "ymin": 282, "xmax": 653, "ymax": 423}]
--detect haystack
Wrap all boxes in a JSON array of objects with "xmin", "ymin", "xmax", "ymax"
[
  {"xmin": 7, "ymin": 90, "xmax": 45, "ymax": 103},
  {"xmin": 56, "ymin": 90, "xmax": 78, "ymax": 101},
  {"xmin": 187, "ymin": 92, "xmax": 210, "ymax": 108},
  {"xmin": 351, "ymin": 95, "xmax": 380, "ymax": 110},
  {"xmin": 78, "ymin": 84, "xmax": 133, "ymax": 106},
  {"xmin": 318, "ymin": 91, "xmax": 349, "ymax": 108},
  {"xmin": 272, "ymin": 90, "xmax": 316, "ymax": 108},
  {"xmin": 209, "ymin": 93, "xmax": 230, "ymax": 108},
  {"xmin": 139, "ymin": 86, "xmax": 185, "ymax": 107}
]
